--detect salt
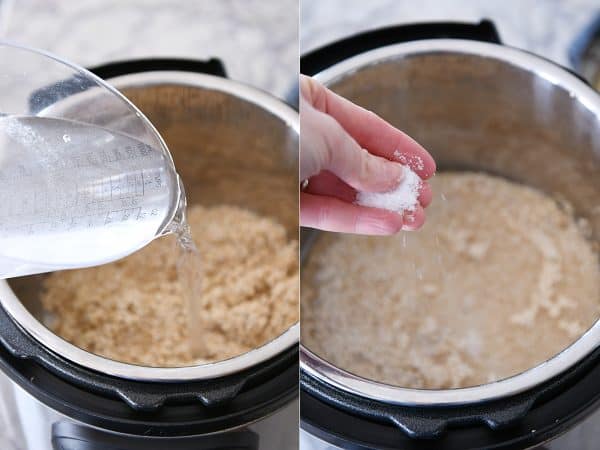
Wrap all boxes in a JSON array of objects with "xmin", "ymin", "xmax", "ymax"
[
  {"xmin": 356, "ymin": 165, "xmax": 421, "ymax": 213},
  {"xmin": 394, "ymin": 149, "xmax": 424, "ymax": 171}
]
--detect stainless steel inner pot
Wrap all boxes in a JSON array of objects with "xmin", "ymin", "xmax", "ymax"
[
  {"xmin": 301, "ymin": 39, "xmax": 600, "ymax": 406},
  {"xmin": 0, "ymin": 71, "xmax": 299, "ymax": 381}
]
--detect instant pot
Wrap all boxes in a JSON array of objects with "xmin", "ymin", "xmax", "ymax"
[
  {"xmin": 300, "ymin": 21, "xmax": 600, "ymax": 450},
  {"xmin": 0, "ymin": 58, "xmax": 299, "ymax": 450}
]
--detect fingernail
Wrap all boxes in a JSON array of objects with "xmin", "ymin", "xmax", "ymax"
[
  {"xmin": 362, "ymin": 154, "xmax": 406, "ymax": 192},
  {"xmin": 385, "ymin": 162, "xmax": 405, "ymax": 189}
]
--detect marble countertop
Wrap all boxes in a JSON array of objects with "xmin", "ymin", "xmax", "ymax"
[
  {"xmin": 0, "ymin": 0, "xmax": 298, "ymax": 100},
  {"xmin": 302, "ymin": 0, "xmax": 599, "ymax": 68}
]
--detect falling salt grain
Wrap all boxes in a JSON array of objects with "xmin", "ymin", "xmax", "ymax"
[{"xmin": 356, "ymin": 165, "xmax": 421, "ymax": 214}]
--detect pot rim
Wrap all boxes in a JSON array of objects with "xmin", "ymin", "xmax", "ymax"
[
  {"xmin": 1, "ymin": 71, "xmax": 299, "ymax": 382},
  {"xmin": 301, "ymin": 38, "xmax": 600, "ymax": 406}
]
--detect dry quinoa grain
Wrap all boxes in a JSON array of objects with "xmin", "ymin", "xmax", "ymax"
[
  {"xmin": 302, "ymin": 172, "xmax": 600, "ymax": 389},
  {"xmin": 41, "ymin": 205, "xmax": 298, "ymax": 367}
]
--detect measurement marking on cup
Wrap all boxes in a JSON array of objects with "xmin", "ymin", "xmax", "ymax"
[{"xmin": 0, "ymin": 116, "xmax": 179, "ymax": 276}]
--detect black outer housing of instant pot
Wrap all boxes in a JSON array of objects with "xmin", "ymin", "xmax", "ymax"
[
  {"xmin": 0, "ymin": 58, "xmax": 298, "ymax": 449},
  {"xmin": 301, "ymin": 20, "xmax": 500, "ymax": 76},
  {"xmin": 569, "ymin": 13, "xmax": 600, "ymax": 84},
  {"xmin": 91, "ymin": 57, "xmax": 228, "ymax": 79},
  {"xmin": 300, "ymin": 21, "xmax": 600, "ymax": 450},
  {"xmin": 29, "ymin": 58, "xmax": 228, "ymax": 113},
  {"xmin": 51, "ymin": 421, "xmax": 259, "ymax": 450}
]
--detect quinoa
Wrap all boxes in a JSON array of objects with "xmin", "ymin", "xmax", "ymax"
[
  {"xmin": 302, "ymin": 172, "xmax": 600, "ymax": 389},
  {"xmin": 41, "ymin": 205, "xmax": 299, "ymax": 367}
]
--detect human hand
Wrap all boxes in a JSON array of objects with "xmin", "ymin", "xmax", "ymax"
[{"xmin": 300, "ymin": 75, "xmax": 435, "ymax": 235}]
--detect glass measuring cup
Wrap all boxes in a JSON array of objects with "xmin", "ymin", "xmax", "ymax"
[{"xmin": 0, "ymin": 43, "xmax": 185, "ymax": 278}]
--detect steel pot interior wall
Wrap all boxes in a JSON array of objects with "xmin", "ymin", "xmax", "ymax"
[
  {"xmin": 115, "ymin": 77, "xmax": 299, "ymax": 236},
  {"xmin": 320, "ymin": 42, "xmax": 600, "ymax": 237}
]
